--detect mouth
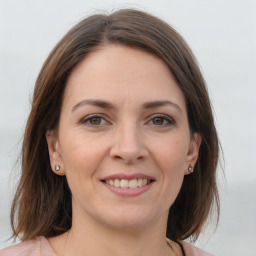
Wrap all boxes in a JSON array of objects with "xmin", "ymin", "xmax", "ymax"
[
  {"xmin": 100, "ymin": 174, "xmax": 155, "ymax": 196},
  {"xmin": 101, "ymin": 178, "xmax": 154, "ymax": 188}
]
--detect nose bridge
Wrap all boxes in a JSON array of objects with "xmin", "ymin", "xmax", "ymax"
[{"xmin": 110, "ymin": 120, "xmax": 147, "ymax": 163}]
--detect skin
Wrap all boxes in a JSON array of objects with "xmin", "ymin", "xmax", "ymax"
[{"xmin": 46, "ymin": 44, "xmax": 201, "ymax": 256}]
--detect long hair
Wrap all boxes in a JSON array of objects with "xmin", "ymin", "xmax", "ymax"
[{"xmin": 11, "ymin": 9, "xmax": 220, "ymax": 242}]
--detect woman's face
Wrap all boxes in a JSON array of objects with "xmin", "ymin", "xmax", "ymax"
[{"xmin": 47, "ymin": 44, "xmax": 201, "ymax": 232}]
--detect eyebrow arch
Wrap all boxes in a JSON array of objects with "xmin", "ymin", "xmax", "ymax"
[
  {"xmin": 143, "ymin": 100, "xmax": 182, "ymax": 113},
  {"xmin": 72, "ymin": 99, "xmax": 114, "ymax": 112},
  {"xmin": 72, "ymin": 99, "xmax": 182, "ymax": 113}
]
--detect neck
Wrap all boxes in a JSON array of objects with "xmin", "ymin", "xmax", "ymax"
[{"xmin": 50, "ymin": 211, "xmax": 172, "ymax": 256}]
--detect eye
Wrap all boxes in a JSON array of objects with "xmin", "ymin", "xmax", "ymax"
[
  {"xmin": 148, "ymin": 114, "xmax": 175, "ymax": 127},
  {"xmin": 81, "ymin": 115, "xmax": 108, "ymax": 126},
  {"xmin": 152, "ymin": 117, "xmax": 166, "ymax": 125}
]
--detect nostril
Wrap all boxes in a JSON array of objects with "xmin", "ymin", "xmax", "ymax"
[{"xmin": 109, "ymin": 137, "xmax": 148, "ymax": 163}]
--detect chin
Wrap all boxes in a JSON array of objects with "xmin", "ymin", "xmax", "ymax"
[{"xmin": 97, "ymin": 206, "xmax": 164, "ymax": 232}]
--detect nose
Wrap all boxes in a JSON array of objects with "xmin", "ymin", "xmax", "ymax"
[{"xmin": 109, "ymin": 124, "xmax": 148, "ymax": 164}]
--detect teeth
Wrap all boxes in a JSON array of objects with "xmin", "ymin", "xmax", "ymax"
[
  {"xmin": 129, "ymin": 179, "xmax": 137, "ymax": 188},
  {"xmin": 114, "ymin": 179, "xmax": 120, "ymax": 187},
  {"xmin": 120, "ymin": 179, "xmax": 129, "ymax": 188},
  {"xmin": 105, "ymin": 178, "xmax": 151, "ymax": 188}
]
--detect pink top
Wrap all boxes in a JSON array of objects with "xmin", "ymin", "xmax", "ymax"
[{"xmin": 0, "ymin": 236, "xmax": 214, "ymax": 256}]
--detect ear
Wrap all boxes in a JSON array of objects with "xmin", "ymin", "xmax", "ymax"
[
  {"xmin": 45, "ymin": 130, "xmax": 65, "ymax": 176},
  {"xmin": 185, "ymin": 132, "xmax": 202, "ymax": 175}
]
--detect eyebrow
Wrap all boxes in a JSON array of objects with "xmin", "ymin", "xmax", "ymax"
[
  {"xmin": 72, "ymin": 99, "xmax": 114, "ymax": 112},
  {"xmin": 143, "ymin": 100, "xmax": 182, "ymax": 113},
  {"xmin": 72, "ymin": 99, "xmax": 182, "ymax": 113}
]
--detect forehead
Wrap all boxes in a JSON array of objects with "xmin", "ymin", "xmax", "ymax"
[{"xmin": 63, "ymin": 44, "xmax": 186, "ymax": 110}]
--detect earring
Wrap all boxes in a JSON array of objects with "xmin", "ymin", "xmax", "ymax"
[
  {"xmin": 55, "ymin": 165, "xmax": 60, "ymax": 171},
  {"xmin": 188, "ymin": 164, "xmax": 193, "ymax": 173}
]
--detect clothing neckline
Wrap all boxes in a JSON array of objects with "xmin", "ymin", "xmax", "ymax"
[{"xmin": 42, "ymin": 236, "xmax": 186, "ymax": 256}]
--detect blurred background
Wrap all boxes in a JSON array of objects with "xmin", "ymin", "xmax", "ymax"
[{"xmin": 0, "ymin": 0, "xmax": 255, "ymax": 255}]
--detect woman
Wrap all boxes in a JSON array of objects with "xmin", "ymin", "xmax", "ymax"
[{"xmin": 0, "ymin": 9, "xmax": 220, "ymax": 256}]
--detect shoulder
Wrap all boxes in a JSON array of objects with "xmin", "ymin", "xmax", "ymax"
[
  {"xmin": 0, "ymin": 237, "xmax": 56, "ymax": 256},
  {"xmin": 180, "ymin": 241, "xmax": 215, "ymax": 256}
]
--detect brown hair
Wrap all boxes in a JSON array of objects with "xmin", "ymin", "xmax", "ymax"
[{"xmin": 11, "ymin": 9, "xmax": 220, "ymax": 242}]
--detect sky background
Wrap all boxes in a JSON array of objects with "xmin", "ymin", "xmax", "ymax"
[{"xmin": 0, "ymin": 0, "xmax": 256, "ymax": 255}]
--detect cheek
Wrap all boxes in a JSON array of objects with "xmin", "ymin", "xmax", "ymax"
[
  {"xmin": 60, "ymin": 129, "xmax": 103, "ymax": 161},
  {"xmin": 153, "ymin": 136, "xmax": 188, "ymax": 171},
  {"xmin": 59, "ymin": 132, "xmax": 107, "ymax": 180},
  {"xmin": 151, "ymin": 136, "xmax": 188, "ymax": 199},
  {"xmin": 155, "ymin": 141, "xmax": 187, "ymax": 206},
  {"xmin": 60, "ymin": 140, "xmax": 104, "ymax": 202}
]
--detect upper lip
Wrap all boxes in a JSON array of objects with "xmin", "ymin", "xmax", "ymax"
[{"xmin": 101, "ymin": 173, "xmax": 155, "ymax": 181}]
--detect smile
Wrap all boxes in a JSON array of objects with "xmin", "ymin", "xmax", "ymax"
[
  {"xmin": 103, "ymin": 178, "xmax": 152, "ymax": 188},
  {"xmin": 101, "ymin": 174, "xmax": 155, "ymax": 196}
]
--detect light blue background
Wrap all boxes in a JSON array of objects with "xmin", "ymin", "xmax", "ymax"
[{"xmin": 1, "ymin": 0, "xmax": 256, "ymax": 255}]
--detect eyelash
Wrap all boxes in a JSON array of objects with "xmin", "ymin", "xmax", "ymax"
[
  {"xmin": 147, "ymin": 114, "xmax": 175, "ymax": 127},
  {"xmin": 80, "ymin": 114, "xmax": 175, "ymax": 128},
  {"xmin": 80, "ymin": 114, "xmax": 109, "ymax": 127}
]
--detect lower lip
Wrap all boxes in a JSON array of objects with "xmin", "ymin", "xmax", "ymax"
[{"xmin": 102, "ymin": 182, "xmax": 154, "ymax": 197}]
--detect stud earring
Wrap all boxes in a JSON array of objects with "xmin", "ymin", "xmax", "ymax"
[
  {"xmin": 188, "ymin": 164, "xmax": 193, "ymax": 173},
  {"xmin": 55, "ymin": 165, "xmax": 60, "ymax": 171}
]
